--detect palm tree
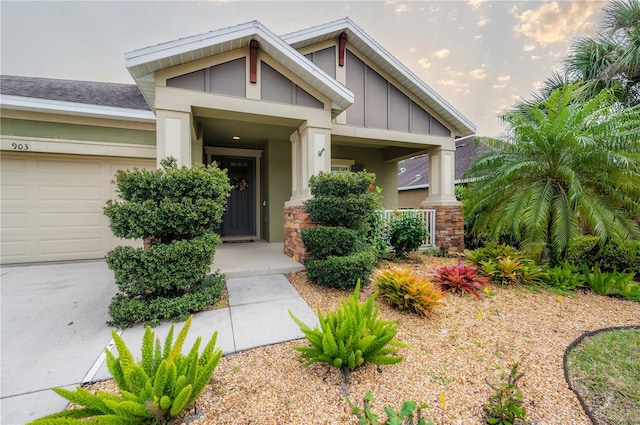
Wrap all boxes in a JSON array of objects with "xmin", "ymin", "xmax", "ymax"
[
  {"xmin": 565, "ymin": 0, "xmax": 640, "ymax": 106},
  {"xmin": 464, "ymin": 84, "xmax": 640, "ymax": 263}
]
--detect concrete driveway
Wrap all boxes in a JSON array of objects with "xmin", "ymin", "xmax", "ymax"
[
  {"xmin": 1, "ymin": 260, "xmax": 117, "ymax": 424},
  {"xmin": 0, "ymin": 251, "xmax": 313, "ymax": 425}
]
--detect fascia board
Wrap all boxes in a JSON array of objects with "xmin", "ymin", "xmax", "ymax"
[{"xmin": 0, "ymin": 95, "xmax": 156, "ymax": 122}]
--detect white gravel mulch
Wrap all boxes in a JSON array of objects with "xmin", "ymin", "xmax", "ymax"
[{"xmin": 87, "ymin": 255, "xmax": 640, "ymax": 425}]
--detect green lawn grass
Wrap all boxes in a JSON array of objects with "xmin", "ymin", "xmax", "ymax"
[{"xmin": 565, "ymin": 328, "xmax": 640, "ymax": 425}]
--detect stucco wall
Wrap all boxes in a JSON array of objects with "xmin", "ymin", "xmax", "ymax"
[
  {"xmin": 263, "ymin": 138, "xmax": 292, "ymax": 242},
  {"xmin": 1, "ymin": 117, "xmax": 156, "ymax": 146},
  {"xmin": 398, "ymin": 188, "xmax": 428, "ymax": 209},
  {"xmin": 331, "ymin": 145, "xmax": 398, "ymax": 209}
]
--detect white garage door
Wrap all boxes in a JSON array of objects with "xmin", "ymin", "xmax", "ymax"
[{"xmin": 1, "ymin": 152, "xmax": 155, "ymax": 264}]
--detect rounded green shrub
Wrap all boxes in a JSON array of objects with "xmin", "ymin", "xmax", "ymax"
[
  {"xmin": 568, "ymin": 236, "xmax": 640, "ymax": 275},
  {"xmin": 305, "ymin": 251, "xmax": 376, "ymax": 288},
  {"xmin": 106, "ymin": 233, "xmax": 219, "ymax": 298},
  {"xmin": 388, "ymin": 212, "xmax": 426, "ymax": 258},
  {"xmin": 301, "ymin": 226, "xmax": 359, "ymax": 259},
  {"xmin": 108, "ymin": 273, "xmax": 225, "ymax": 328},
  {"xmin": 309, "ymin": 171, "xmax": 375, "ymax": 197},
  {"xmin": 305, "ymin": 193, "xmax": 377, "ymax": 230}
]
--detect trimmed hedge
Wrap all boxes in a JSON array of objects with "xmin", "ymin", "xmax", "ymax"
[
  {"xmin": 113, "ymin": 161, "xmax": 230, "ymax": 205},
  {"xmin": 305, "ymin": 251, "xmax": 376, "ymax": 288},
  {"xmin": 106, "ymin": 232, "xmax": 219, "ymax": 298},
  {"xmin": 309, "ymin": 171, "xmax": 375, "ymax": 197},
  {"xmin": 305, "ymin": 193, "xmax": 378, "ymax": 229},
  {"xmin": 108, "ymin": 272, "xmax": 225, "ymax": 328},
  {"xmin": 301, "ymin": 226, "xmax": 359, "ymax": 259},
  {"xmin": 104, "ymin": 198, "xmax": 225, "ymax": 241},
  {"xmin": 104, "ymin": 158, "xmax": 230, "ymax": 327}
]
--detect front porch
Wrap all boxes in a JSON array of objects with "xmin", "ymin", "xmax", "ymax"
[{"xmin": 212, "ymin": 241, "xmax": 304, "ymax": 278}]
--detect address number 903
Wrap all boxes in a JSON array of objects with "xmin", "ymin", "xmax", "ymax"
[{"xmin": 12, "ymin": 143, "xmax": 29, "ymax": 151}]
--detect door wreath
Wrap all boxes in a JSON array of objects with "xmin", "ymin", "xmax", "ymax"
[{"xmin": 233, "ymin": 177, "xmax": 249, "ymax": 191}]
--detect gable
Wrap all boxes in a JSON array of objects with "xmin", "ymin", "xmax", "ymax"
[
  {"xmin": 167, "ymin": 58, "xmax": 246, "ymax": 97},
  {"xmin": 304, "ymin": 47, "xmax": 336, "ymax": 78},
  {"xmin": 125, "ymin": 20, "xmax": 353, "ymax": 114},
  {"xmin": 282, "ymin": 18, "xmax": 475, "ymax": 137},
  {"xmin": 165, "ymin": 54, "xmax": 324, "ymax": 110},
  {"xmin": 260, "ymin": 62, "xmax": 323, "ymax": 108},
  {"xmin": 344, "ymin": 50, "xmax": 450, "ymax": 136}
]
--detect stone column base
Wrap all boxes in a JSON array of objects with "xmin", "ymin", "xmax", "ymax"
[
  {"xmin": 421, "ymin": 202, "xmax": 464, "ymax": 253},
  {"xmin": 283, "ymin": 205, "xmax": 316, "ymax": 262}
]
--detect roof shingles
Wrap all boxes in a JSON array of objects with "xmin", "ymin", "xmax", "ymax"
[
  {"xmin": 398, "ymin": 137, "xmax": 490, "ymax": 189},
  {"xmin": 0, "ymin": 75, "xmax": 150, "ymax": 111}
]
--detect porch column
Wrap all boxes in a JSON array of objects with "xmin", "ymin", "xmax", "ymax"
[
  {"xmin": 155, "ymin": 109, "xmax": 192, "ymax": 167},
  {"xmin": 284, "ymin": 122, "xmax": 331, "ymax": 260},
  {"xmin": 286, "ymin": 122, "xmax": 332, "ymax": 206},
  {"xmin": 421, "ymin": 145, "xmax": 464, "ymax": 253}
]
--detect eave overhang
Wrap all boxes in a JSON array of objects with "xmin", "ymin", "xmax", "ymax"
[{"xmin": 0, "ymin": 94, "xmax": 156, "ymax": 123}]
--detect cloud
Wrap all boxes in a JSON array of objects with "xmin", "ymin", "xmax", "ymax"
[
  {"xmin": 468, "ymin": 0, "xmax": 486, "ymax": 10},
  {"xmin": 385, "ymin": 1, "xmax": 409, "ymax": 14},
  {"xmin": 477, "ymin": 15, "xmax": 489, "ymax": 26},
  {"xmin": 469, "ymin": 68, "xmax": 487, "ymax": 80},
  {"xmin": 523, "ymin": 44, "xmax": 536, "ymax": 52},
  {"xmin": 417, "ymin": 58, "xmax": 432, "ymax": 68},
  {"xmin": 395, "ymin": 3, "xmax": 408, "ymax": 14},
  {"xmin": 438, "ymin": 79, "xmax": 470, "ymax": 89},
  {"xmin": 530, "ymin": 55, "xmax": 542, "ymax": 60},
  {"xmin": 513, "ymin": 1, "xmax": 604, "ymax": 44},
  {"xmin": 494, "ymin": 76, "xmax": 511, "ymax": 89},
  {"xmin": 474, "ymin": 35, "xmax": 483, "ymax": 39},
  {"xmin": 433, "ymin": 49, "xmax": 450, "ymax": 58}
]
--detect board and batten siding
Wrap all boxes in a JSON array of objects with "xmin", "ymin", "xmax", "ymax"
[
  {"xmin": 167, "ymin": 58, "xmax": 247, "ymax": 98},
  {"xmin": 345, "ymin": 50, "xmax": 450, "ymax": 136}
]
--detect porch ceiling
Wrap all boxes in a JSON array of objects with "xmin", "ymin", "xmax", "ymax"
[{"xmin": 196, "ymin": 115, "xmax": 299, "ymax": 147}]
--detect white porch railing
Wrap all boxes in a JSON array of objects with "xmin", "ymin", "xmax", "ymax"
[{"xmin": 379, "ymin": 209, "xmax": 436, "ymax": 248}]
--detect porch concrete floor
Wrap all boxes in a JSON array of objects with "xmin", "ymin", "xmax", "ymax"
[{"xmin": 212, "ymin": 241, "xmax": 304, "ymax": 278}]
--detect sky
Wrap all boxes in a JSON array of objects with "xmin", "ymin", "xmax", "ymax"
[{"xmin": 0, "ymin": 0, "xmax": 608, "ymax": 137}]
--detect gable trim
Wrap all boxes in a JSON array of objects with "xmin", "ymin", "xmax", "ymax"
[{"xmin": 125, "ymin": 20, "xmax": 353, "ymax": 114}]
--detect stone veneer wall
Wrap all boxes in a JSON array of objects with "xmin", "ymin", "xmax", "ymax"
[
  {"xmin": 423, "ymin": 204, "xmax": 464, "ymax": 253},
  {"xmin": 283, "ymin": 205, "xmax": 316, "ymax": 262}
]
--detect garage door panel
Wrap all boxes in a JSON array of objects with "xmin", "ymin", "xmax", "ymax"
[
  {"xmin": 38, "ymin": 212, "xmax": 103, "ymax": 229},
  {"xmin": 37, "ymin": 158, "xmax": 104, "ymax": 175},
  {"xmin": 38, "ymin": 236, "xmax": 105, "ymax": 256},
  {"xmin": 2, "ymin": 184, "xmax": 29, "ymax": 201},
  {"xmin": 1, "ymin": 156, "xmax": 27, "ymax": 172},
  {"xmin": 1, "ymin": 152, "xmax": 155, "ymax": 264}
]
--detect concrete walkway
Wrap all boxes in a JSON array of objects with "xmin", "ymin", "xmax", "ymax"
[{"xmin": 0, "ymin": 243, "xmax": 314, "ymax": 425}]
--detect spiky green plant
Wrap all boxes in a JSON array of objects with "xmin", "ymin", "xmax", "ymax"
[
  {"xmin": 29, "ymin": 316, "xmax": 222, "ymax": 424},
  {"xmin": 582, "ymin": 264, "xmax": 637, "ymax": 299},
  {"xmin": 289, "ymin": 280, "xmax": 405, "ymax": 381}
]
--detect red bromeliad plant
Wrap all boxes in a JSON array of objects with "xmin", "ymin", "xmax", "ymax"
[{"xmin": 432, "ymin": 260, "xmax": 488, "ymax": 298}]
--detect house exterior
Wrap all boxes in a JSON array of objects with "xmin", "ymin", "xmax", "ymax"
[
  {"xmin": 397, "ymin": 136, "xmax": 490, "ymax": 208},
  {"xmin": 0, "ymin": 18, "xmax": 475, "ymax": 265}
]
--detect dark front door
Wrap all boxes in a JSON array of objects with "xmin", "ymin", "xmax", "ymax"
[{"xmin": 214, "ymin": 156, "xmax": 256, "ymax": 237}]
